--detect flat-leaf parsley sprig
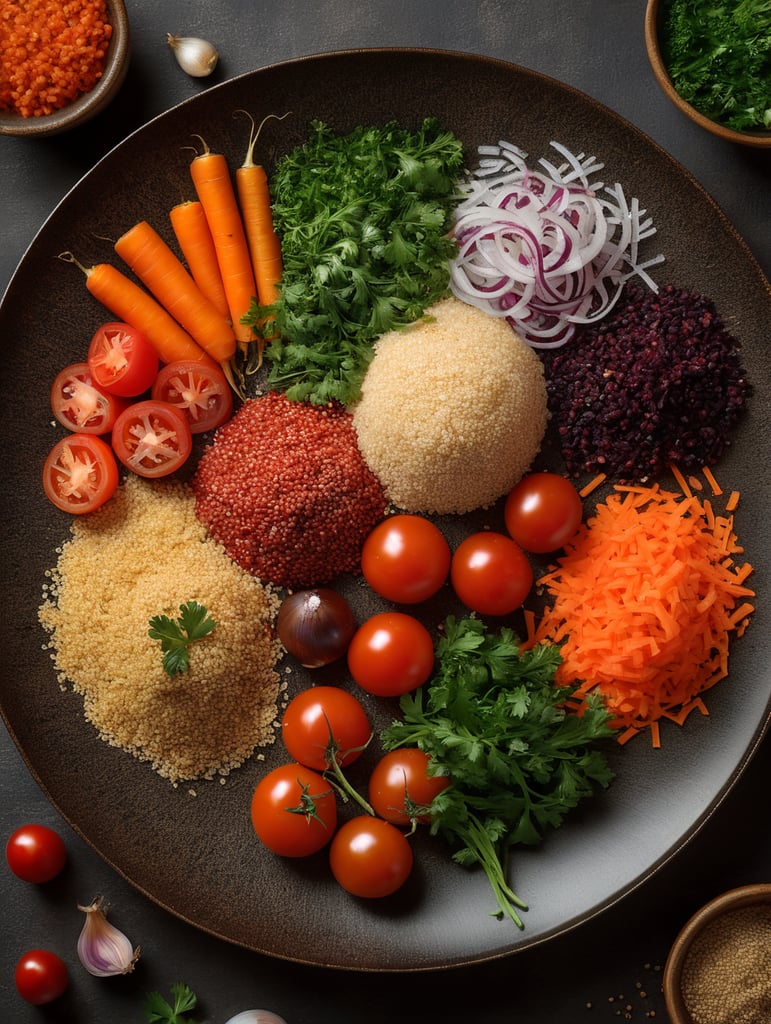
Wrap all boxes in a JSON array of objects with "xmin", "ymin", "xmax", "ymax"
[
  {"xmin": 381, "ymin": 616, "xmax": 617, "ymax": 927},
  {"xmin": 144, "ymin": 982, "xmax": 198, "ymax": 1024},
  {"xmin": 148, "ymin": 601, "xmax": 217, "ymax": 678}
]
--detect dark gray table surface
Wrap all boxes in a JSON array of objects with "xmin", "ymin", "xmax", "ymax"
[{"xmin": 1, "ymin": 2, "xmax": 769, "ymax": 1021}]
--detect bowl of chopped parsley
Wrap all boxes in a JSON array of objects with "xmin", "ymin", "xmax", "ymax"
[{"xmin": 645, "ymin": 0, "xmax": 771, "ymax": 148}]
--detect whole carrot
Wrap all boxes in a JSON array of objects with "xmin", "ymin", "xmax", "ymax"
[
  {"xmin": 170, "ymin": 199, "xmax": 231, "ymax": 322},
  {"xmin": 189, "ymin": 137, "xmax": 257, "ymax": 353},
  {"xmin": 115, "ymin": 219, "xmax": 236, "ymax": 364},
  {"xmin": 236, "ymin": 112, "xmax": 287, "ymax": 309},
  {"xmin": 59, "ymin": 253, "xmax": 216, "ymax": 368}
]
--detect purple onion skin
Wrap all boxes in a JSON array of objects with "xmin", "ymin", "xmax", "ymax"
[{"xmin": 277, "ymin": 588, "xmax": 357, "ymax": 668}]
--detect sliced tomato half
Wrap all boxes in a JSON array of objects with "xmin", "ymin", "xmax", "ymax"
[
  {"xmin": 111, "ymin": 399, "xmax": 193, "ymax": 478},
  {"xmin": 151, "ymin": 359, "xmax": 233, "ymax": 434},
  {"xmin": 50, "ymin": 362, "xmax": 129, "ymax": 435},
  {"xmin": 87, "ymin": 321, "xmax": 159, "ymax": 397},
  {"xmin": 42, "ymin": 433, "xmax": 119, "ymax": 514}
]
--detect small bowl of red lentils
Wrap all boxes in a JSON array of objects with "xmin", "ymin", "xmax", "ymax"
[
  {"xmin": 0, "ymin": 0, "xmax": 130, "ymax": 137},
  {"xmin": 663, "ymin": 883, "xmax": 771, "ymax": 1024}
]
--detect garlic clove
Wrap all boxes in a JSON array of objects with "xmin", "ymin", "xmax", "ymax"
[
  {"xmin": 167, "ymin": 33, "xmax": 219, "ymax": 78},
  {"xmin": 77, "ymin": 896, "xmax": 140, "ymax": 977}
]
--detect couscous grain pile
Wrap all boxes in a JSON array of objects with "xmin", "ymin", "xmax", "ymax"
[
  {"xmin": 351, "ymin": 296, "xmax": 548, "ymax": 514},
  {"xmin": 39, "ymin": 475, "xmax": 283, "ymax": 784}
]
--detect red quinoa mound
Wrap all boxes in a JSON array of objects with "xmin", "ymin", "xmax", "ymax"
[
  {"xmin": 541, "ymin": 284, "xmax": 751, "ymax": 481},
  {"xmin": 192, "ymin": 392, "xmax": 388, "ymax": 588}
]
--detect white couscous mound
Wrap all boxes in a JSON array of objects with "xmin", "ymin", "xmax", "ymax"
[{"xmin": 351, "ymin": 297, "xmax": 548, "ymax": 515}]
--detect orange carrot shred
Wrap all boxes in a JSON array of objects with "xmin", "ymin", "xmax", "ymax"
[
  {"xmin": 650, "ymin": 721, "xmax": 661, "ymax": 749},
  {"xmin": 726, "ymin": 490, "xmax": 740, "ymax": 512},
  {"xmin": 669, "ymin": 463, "xmax": 692, "ymax": 498},
  {"xmin": 579, "ymin": 472, "xmax": 606, "ymax": 498},
  {"xmin": 535, "ymin": 476, "xmax": 754, "ymax": 746},
  {"xmin": 522, "ymin": 607, "xmax": 537, "ymax": 645},
  {"xmin": 702, "ymin": 465, "xmax": 723, "ymax": 496}
]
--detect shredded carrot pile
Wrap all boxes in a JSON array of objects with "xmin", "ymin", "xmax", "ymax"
[{"xmin": 532, "ymin": 471, "xmax": 755, "ymax": 745}]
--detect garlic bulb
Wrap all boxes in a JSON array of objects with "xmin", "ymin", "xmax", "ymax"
[
  {"xmin": 167, "ymin": 34, "xmax": 219, "ymax": 77},
  {"xmin": 76, "ymin": 897, "xmax": 140, "ymax": 977}
]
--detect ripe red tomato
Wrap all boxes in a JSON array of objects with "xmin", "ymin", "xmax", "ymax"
[
  {"xmin": 14, "ymin": 949, "xmax": 69, "ymax": 1005},
  {"xmin": 49, "ymin": 362, "xmax": 129, "ymax": 435},
  {"xmin": 281, "ymin": 686, "xmax": 371, "ymax": 771},
  {"xmin": 87, "ymin": 321, "xmax": 159, "ymax": 396},
  {"xmin": 368, "ymin": 748, "xmax": 450, "ymax": 826},
  {"xmin": 361, "ymin": 514, "xmax": 451, "ymax": 604},
  {"xmin": 504, "ymin": 472, "xmax": 583, "ymax": 553},
  {"xmin": 151, "ymin": 359, "xmax": 233, "ymax": 434},
  {"xmin": 450, "ymin": 531, "xmax": 533, "ymax": 616},
  {"xmin": 42, "ymin": 433, "xmax": 119, "ymax": 514},
  {"xmin": 330, "ymin": 816, "xmax": 413, "ymax": 898},
  {"xmin": 111, "ymin": 399, "xmax": 193, "ymax": 478},
  {"xmin": 250, "ymin": 763, "xmax": 338, "ymax": 858},
  {"xmin": 347, "ymin": 612, "xmax": 435, "ymax": 697},
  {"xmin": 6, "ymin": 824, "xmax": 67, "ymax": 883}
]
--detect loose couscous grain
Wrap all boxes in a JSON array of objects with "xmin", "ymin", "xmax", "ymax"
[
  {"xmin": 38, "ymin": 475, "xmax": 283, "ymax": 784},
  {"xmin": 0, "ymin": 0, "xmax": 112, "ymax": 118},
  {"xmin": 351, "ymin": 297, "xmax": 548, "ymax": 514}
]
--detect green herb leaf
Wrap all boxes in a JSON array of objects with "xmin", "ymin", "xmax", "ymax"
[
  {"xmin": 381, "ymin": 616, "xmax": 617, "ymax": 926},
  {"xmin": 148, "ymin": 601, "xmax": 217, "ymax": 678},
  {"xmin": 143, "ymin": 983, "xmax": 198, "ymax": 1024},
  {"xmin": 661, "ymin": 0, "xmax": 771, "ymax": 131},
  {"xmin": 242, "ymin": 118, "xmax": 465, "ymax": 405}
]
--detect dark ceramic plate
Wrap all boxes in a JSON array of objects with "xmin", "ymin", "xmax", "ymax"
[{"xmin": 1, "ymin": 49, "xmax": 769, "ymax": 972}]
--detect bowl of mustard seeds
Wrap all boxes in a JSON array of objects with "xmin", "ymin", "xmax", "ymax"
[
  {"xmin": 663, "ymin": 883, "xmax": 771, "ymax": 1024},
  {"xmin": 0, "ymin": 0, "xmax": 130, "ymax": 137}
]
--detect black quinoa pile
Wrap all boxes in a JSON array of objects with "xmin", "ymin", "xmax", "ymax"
[{"xmin": 541, "ymin": 283, "xmax": 751, "ymax": 480}]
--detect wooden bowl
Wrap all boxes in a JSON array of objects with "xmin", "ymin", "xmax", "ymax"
[
  {"xmin": 0, "ymin": 0, "xmax": 130, "ymax": 138},
  {"xmin": 663, "ymin": 883, "xmax": 771, "ymax": 1023},
  {"xmin": 644, "ymin": 0, "xmax": 771, "ymax": 148}
]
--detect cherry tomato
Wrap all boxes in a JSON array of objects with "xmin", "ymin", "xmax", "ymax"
[
  {"xmin": 42, "ymin": 433, "xmax": 119, "ymax": 515},
  {"xmin": 347, "ymin": 612, "xmax": 435, "ymax": 697},
  {"xmin": 504, "ymin": 472, "xmax": 583, "ymax": 553},
  {"xmin": 49, "ymin": 362, "xmax": 129, "ymax": 435},
  {"xmin": 250, "ymin": 763, "xmax": 338, "ymax": 858},
  {"xmin": 368, "ymin": 748, "xmax": 450, "ymax": 826},
  {"xmin": 329, "ymin": 816, "xmax": 413, "ymax": 898},
  {"xmin": 151, "ymin": 359, "xmax": 233, "ymax": 434},
  {"xmin": 281, "ymin": 686, "xmax": 371, "ymax": 771},
  {"xmin": 361, "ymin": 514, "xmax": 451, "ymax": 604},
  {"xmin": 87, "ymin": 321, "xmax": 159, "ymax": 397},
  {"xmin": 5, "ymin": 824, "xmax": 67, "ymax": 883},
  {"xmin": 14, "ymin": 949, "xmax": 69, "ymax": 1005},
  {"xmin": 450, "ymin": 531, "xmax": 533, "ymax": 616},
  {"xmin": 111, "ymin": 399, "xmax": 193, "ymax": 478}
]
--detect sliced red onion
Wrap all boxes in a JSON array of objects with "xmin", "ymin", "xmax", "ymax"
[{"xmin": 449, "ymin": 141, "xmax": 664, "ymax": 348}]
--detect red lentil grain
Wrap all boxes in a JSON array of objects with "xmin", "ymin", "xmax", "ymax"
[
  {"xmin": 192, "ymin": 393, "xmax": 388, "ymax": 588},
  {"xmin": 0, "ymin": 0, "xmax": 112, "ymax": 118}
]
